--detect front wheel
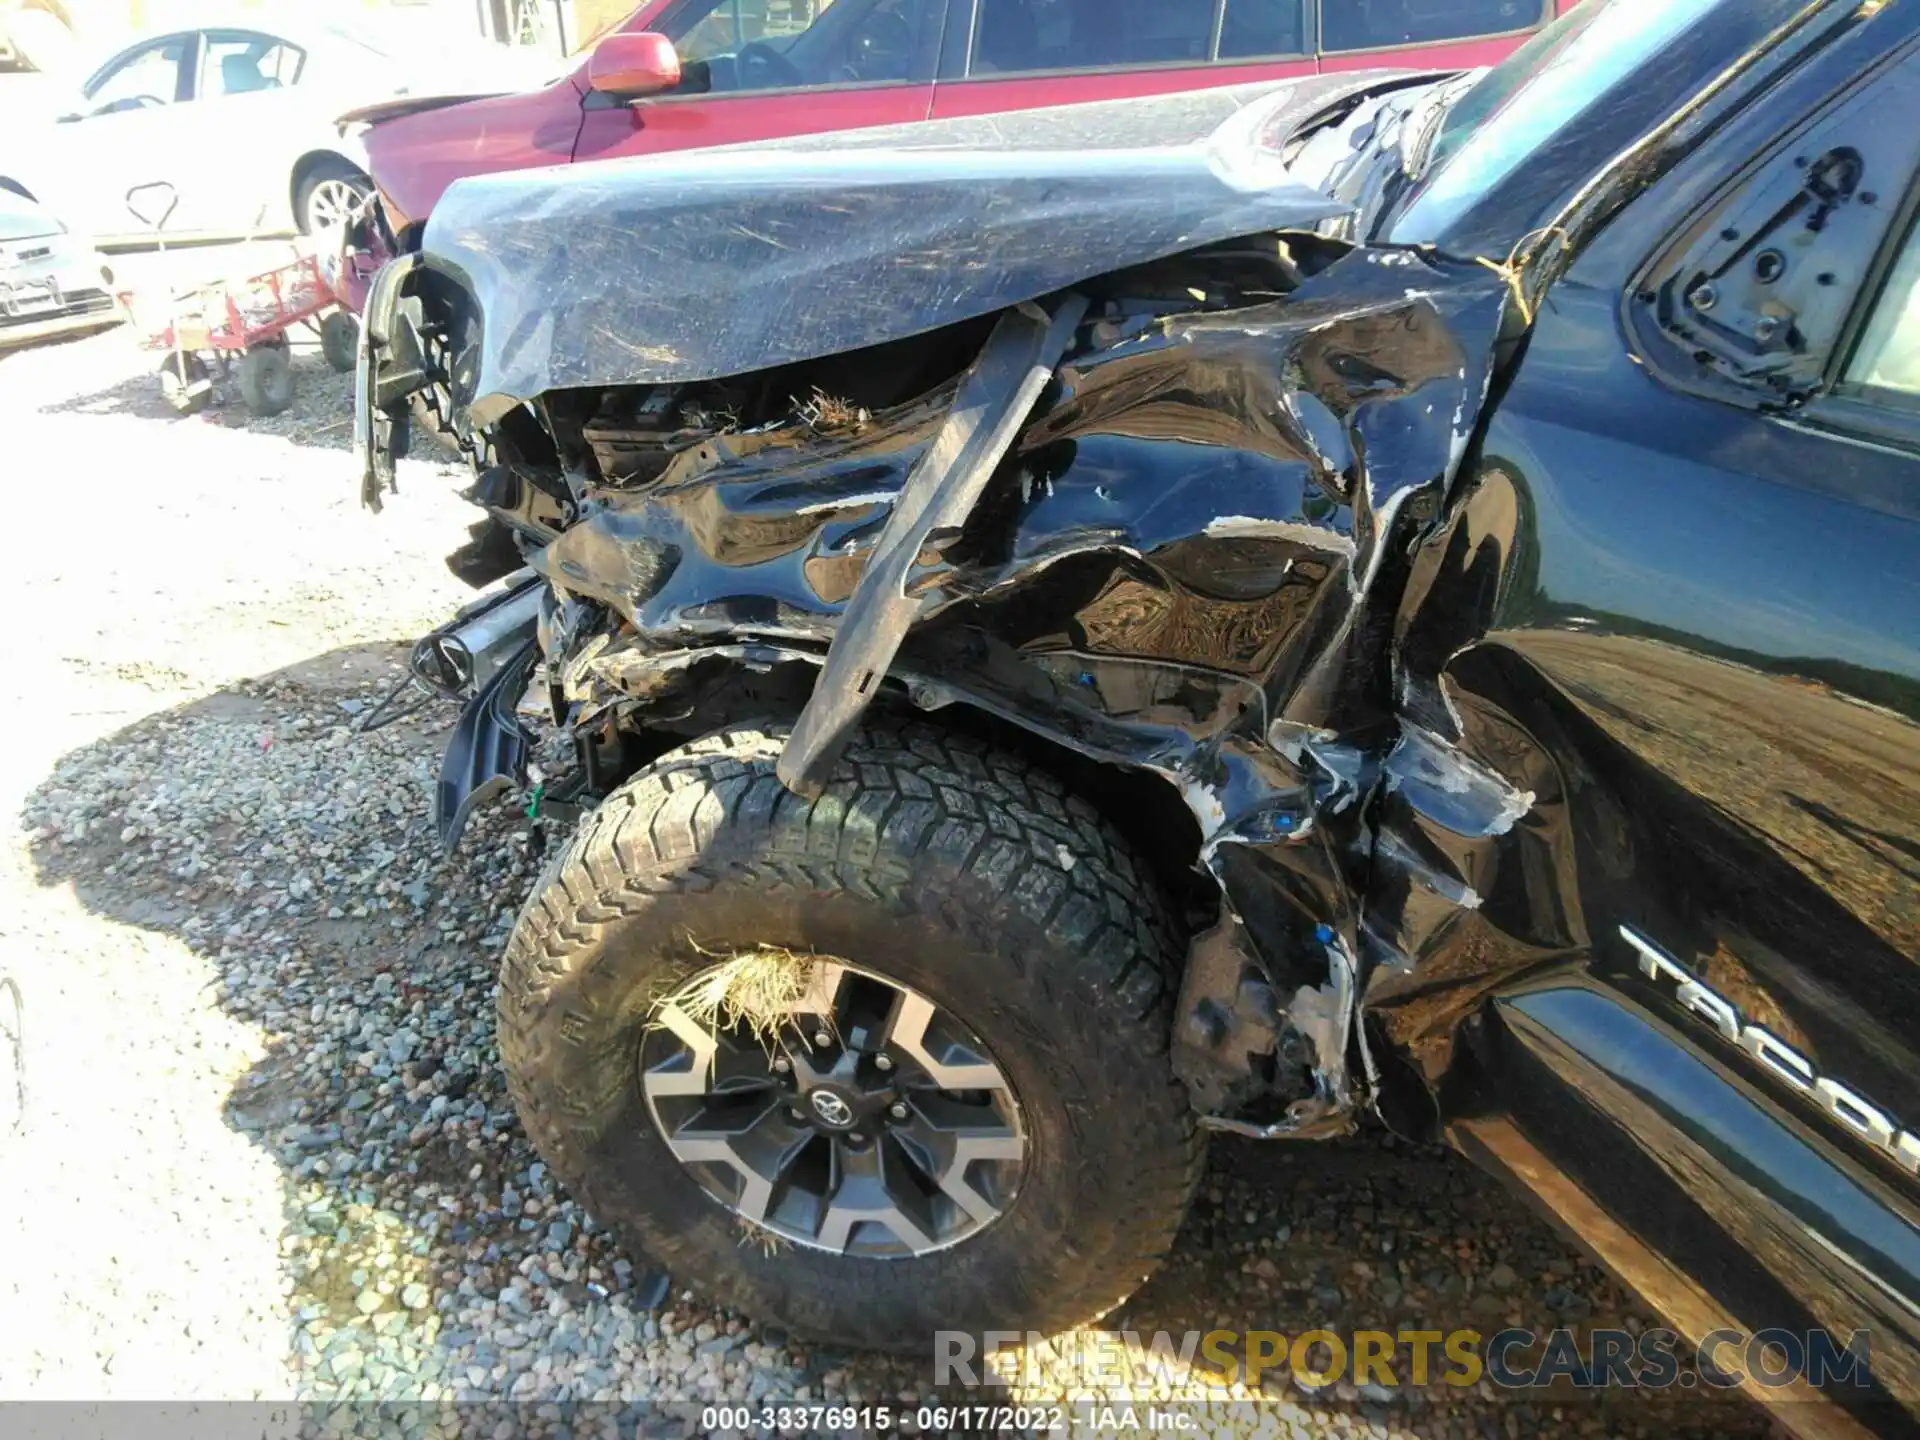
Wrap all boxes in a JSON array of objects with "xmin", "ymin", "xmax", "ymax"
[{"xmin": 497, "ymin": 722, "xmax": 1202, "ymax": 1348}]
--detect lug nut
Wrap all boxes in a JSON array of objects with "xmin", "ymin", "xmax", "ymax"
[
  {"xmin": 889, "ymin": 1101, "xmax": 909, "ymax": 1120},
  {"xmin": 772, "ymin": 1056, "xmax": 791, "ymax": 1074},
  {"xmin": 813, "ymin": 1029, "xmax": 832, "ymax": 1048},
  {"xmin": 874, "ymin": 1053, "xmax": 893, "ymax": 1072},
  {"xmin": 788, "ymin": 1107, "xmax": 807, "ymax": 1123},
  {"xmin": 848, "ymin": 1132, "xmax": 867, "ymax": 1145}
]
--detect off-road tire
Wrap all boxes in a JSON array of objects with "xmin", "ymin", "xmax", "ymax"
[{"xmin": 498, "ymin": 721, "xmax": 1204, "ymax": 1349}]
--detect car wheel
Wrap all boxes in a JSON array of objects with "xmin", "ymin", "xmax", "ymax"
[
  {"xmin": 294, "ymin": 159, "xmax": 370, "ymax": 238},
  {"xmin": 158, "ymin": 352, "xmax": 210, "ymax": 415},
  {"xmin": 320, "ymin": 311, "xmax": 359, "ymax": 374},
  {"xmin": 498, "ymin": 721, "xmax": 1203, "ymax": 1349},
  {"xmin": 237, "ymin": 344, "xmax": 293, "ymax": 416}
]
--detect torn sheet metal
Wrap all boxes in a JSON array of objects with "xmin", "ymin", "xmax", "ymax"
[
  {"xmin": 535, "ymin": 248, "xmax": 1507, "ymax": 706},
  {"xmin": 779, "ymin": 296, "xmax": 1089, "ymax": 794},
  {"xmin": 525, "ymin": 252, "xmax": 1508, "ymax": 1128},
  {"xmin": 1383, "ymin": 724, "xmax": 1536, "ymax": 838},
  {"xmin": 412, "ymin": 80, "xmax": 1370, "ymax": 421},
  {"xmin": 528, "ymin": 381, "xmax": 956, "ymax": 641},
  {"xmin": 1172, "ymin": 912, "xmax": 1287, "ymax": 1115},
  {"xmin": 1202, "ymin": 940, "xmax": 1366, "ymax": 1141}
]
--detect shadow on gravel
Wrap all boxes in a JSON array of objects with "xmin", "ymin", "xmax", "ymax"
[
  {"xmin": 0, "ymin": 316, "xmax": 124, "ymax": 357},
  {"xmin": 35, "ymin": 346, "xmax": 360, "ymax": 451},
  {"xmin": 20, "ymin": 643, "xmax": 1773, "ymax": 1437}
]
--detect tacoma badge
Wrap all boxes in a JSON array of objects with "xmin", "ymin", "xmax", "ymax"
[{"xmin": 1623, "ymin": 927, "xmax": 1920, "ymax": 1178}]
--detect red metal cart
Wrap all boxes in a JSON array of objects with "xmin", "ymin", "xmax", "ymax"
[{"xmin": 116, "ymin": 182, "xmax": 363, "ymax": 417}]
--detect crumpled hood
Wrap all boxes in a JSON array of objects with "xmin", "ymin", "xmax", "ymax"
[{"xmin": 415, "ymin": 75, "xmax": 1389, "ymax": 423}]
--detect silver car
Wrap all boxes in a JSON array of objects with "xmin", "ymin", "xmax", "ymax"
[{"xmin": 0, "ymin": 186, "xmax": 113, "ymax": 335}]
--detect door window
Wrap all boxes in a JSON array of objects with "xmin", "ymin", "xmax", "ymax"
[
  {"xmin": 667, "ymin": 0, "xmax": 931, "ymax": 93},
  {"xmin": 968, "ymin": 0, "xmax": 1222, "ymax": 76},
  {"xmin": 1219, "ymin": 0, "xmax": 1309, "ymax": 61},
  {"xmin": 82, "ymin": 36, "xmax": 190, "ymax": 114},
  {"xmin": 1845, "ymin": 227, "xmax": 1920, "ymax": 408},
  {"xmin": 1321, "ymin": 0, "xmax": 1541, "ymax": 55},
  {"xmin": 1623, "ymin": 38, "xmax": 1920, "ymax": 423},
  {"xmin": 198, "ymin": 31, "xmax": 307, "ymax": 98}
]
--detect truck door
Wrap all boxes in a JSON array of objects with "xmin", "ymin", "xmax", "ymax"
[{"xmin": 1384, "ymin": 21, "xmax": 1920, "ymax": 1420}]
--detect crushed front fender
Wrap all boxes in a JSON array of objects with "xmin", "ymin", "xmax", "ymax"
[{"xmin": 371, "ymin": 99, "xmax": 1515, "ymax": 1133}]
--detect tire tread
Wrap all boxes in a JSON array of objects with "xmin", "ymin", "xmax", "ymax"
[{"xmin": 498, "ymin": 719, "xmax": 1203, "ymax": 1344}]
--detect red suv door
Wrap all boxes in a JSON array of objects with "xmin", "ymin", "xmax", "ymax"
[{"xmin": 574, "ymin": 0, "xmax": 946, "ymax": 165}]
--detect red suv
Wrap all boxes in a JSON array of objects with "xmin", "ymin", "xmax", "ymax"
[{"xmin": 360, "ymin": 0, "xmax": 1575, "ymax": 236}]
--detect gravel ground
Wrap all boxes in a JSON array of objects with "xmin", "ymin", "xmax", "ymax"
[{"xmin": 0, "ymin": 315, "xmax": 1779, "ymax": 1438}]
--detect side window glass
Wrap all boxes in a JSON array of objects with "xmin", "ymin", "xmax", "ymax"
[
  {"xmin": 1630, "ymin": 54, "xmax": 1920, "ymax": 410},
  {"xmin": 84, "ymin": 38, "xmax": 187, "ymax": 113},
  {"xmin": 263, "ymin": 41, "xmax": 306, "ymax": 86},
  {"xmin": 971, "ymin": 0, "xmax": 1217, "ymax": 77},
  {"xmin": 1219, "ymin": 0, "xmax": 1308, "ymax": 61},
  {"xmin": 670, "ymin": 0, "xmax": 928, "ymax": 94},
  {"xmin": 1844, "ymin": 226, "xmax": 1920, "ymax": 408},
  {"xmin": 199, "ymin": 32, "xmax": 306, "ymax": 98},
  {"xmin": 1321, "ymin": 0, "xmax": 1538, "ymax": 55}
]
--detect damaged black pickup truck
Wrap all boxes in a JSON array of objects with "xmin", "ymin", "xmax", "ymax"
[{"xmin": 357, "ymin": 0, "xmax": 1920, "ymax": 1428}]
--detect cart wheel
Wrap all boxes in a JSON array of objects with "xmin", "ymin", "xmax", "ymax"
[
  {"xmin": 238, "ymin": 345, "xmax": 295, "ymax": 418},
  {"xmin": 159, "ymin": 353, "xmax": 211, "ymax": 416},
  {"xmin": 320, "ymin": 311, "xmax": 360, "ymax": 374}
]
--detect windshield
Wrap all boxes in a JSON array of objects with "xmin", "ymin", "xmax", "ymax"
[
  {"xmin": 0, "ymin": 189, "xmax": 60, "ymax": 243},
  {"xmin": 1387, "ymin": 0, "xmax": 1813, "ymax": 253}
]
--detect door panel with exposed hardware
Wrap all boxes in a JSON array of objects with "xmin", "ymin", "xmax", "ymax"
[{"xmin": 1372, "ymin": 14, "xmax": 1920, "ymax": 1424}]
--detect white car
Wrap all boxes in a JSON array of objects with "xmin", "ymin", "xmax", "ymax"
[
  {"xmin": 0, "ymin": 186, "xmax": 114, "ymax": 340},
  {"xmin": 0, "ymin": 17, "xmax": 544, "ymax": 245}
]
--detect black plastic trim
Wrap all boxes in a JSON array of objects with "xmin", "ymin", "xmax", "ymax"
[{"xmin": 434, "ymin": 640, "xmax": 538, "ymax": 852}]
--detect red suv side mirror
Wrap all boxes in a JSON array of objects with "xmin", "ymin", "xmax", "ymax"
[{"xmin": 587, "ymin": 32, "xmax": 681, "ymax": 100}]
